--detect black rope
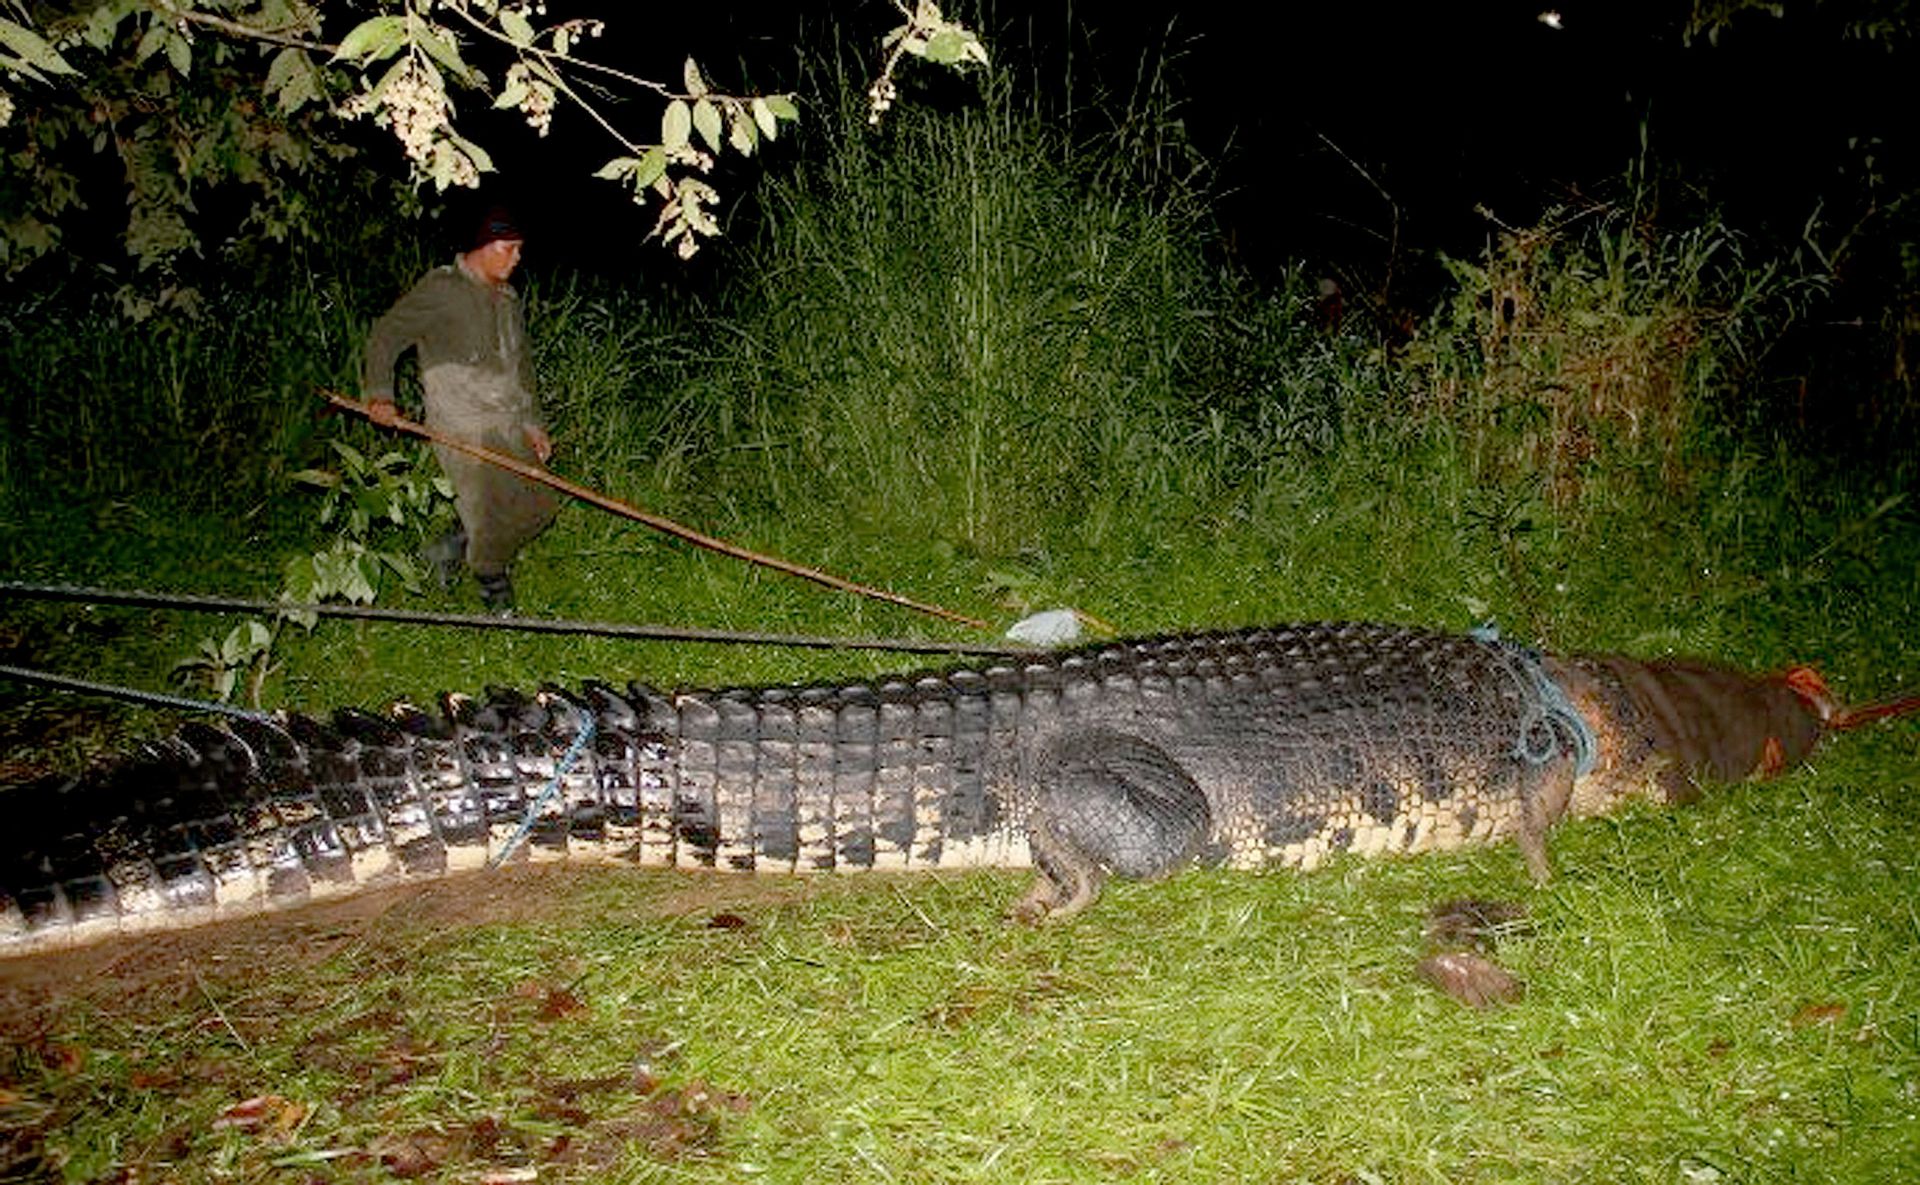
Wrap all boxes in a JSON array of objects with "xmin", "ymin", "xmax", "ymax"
[
  {"xmin": 0, "ymin": 662, "xmax": 273, "ymax": 722},
  {"xmin": 0, "ymin": 580, "xmax": 1037, "ymax": 658}
]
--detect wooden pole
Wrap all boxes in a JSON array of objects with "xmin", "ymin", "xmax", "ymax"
[{"xmin": 320, "ymin": 389, "xmax": 994, "ymax": 631}]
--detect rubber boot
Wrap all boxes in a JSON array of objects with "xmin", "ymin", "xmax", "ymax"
[
  {"xmin": 422, "ymin": 528, "xmax": 468, "ymax": 591},
  {"xmin": 477, "ymin": 571, "xmax": 515, "ymax": 616}
]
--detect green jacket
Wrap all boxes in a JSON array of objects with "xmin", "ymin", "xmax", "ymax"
[{"xmin": 362, "ymin": 261, "xmax": 541, "ymax": 430}]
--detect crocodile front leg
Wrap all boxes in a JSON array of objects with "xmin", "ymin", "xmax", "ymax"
[
  {"xmin": 1515, "ymin": 754, "xmax": 1577, "ymax": 884},
  {"xmin": 1012, "ymin": 731, "xmax": 1213, "ymax": 923}
]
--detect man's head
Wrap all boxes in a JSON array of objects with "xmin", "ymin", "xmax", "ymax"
[{"xmin": 463, "ymin": 205, "xmax": 524, "ymax": 285}]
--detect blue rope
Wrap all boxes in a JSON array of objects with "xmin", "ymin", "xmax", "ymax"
[
  {"xmin": 489, "ymin": 707, "xmax": 599, "ymax": 869},
  {"xmin": 1516, "ymin": 652, "xmax": 1597, "ymax": 777},
  {"xmin": 1469, "ymin": 626, "xmax": 1597, "ymax": 777}
]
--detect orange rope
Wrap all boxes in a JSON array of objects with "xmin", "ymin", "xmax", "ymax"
[{"xmin": 1781, "ymin": 664, "xmax": 1920, "ymax": 731}]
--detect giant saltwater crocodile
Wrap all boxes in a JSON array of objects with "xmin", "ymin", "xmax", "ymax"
[{"xmin": 0, "ymin": 621, "xmax": 1892, "ymax": 955}]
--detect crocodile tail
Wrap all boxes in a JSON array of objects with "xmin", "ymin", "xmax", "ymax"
[{"xmin": 0, "ymin": 687, "xmax": 639, "ymax": 954}]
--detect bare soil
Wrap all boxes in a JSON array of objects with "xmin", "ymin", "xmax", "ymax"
[{"xmin": 0, "ymin": 864, "xmax": 827, "ymax": 1040}]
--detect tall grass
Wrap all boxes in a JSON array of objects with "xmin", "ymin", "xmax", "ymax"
[
  {"xmin": 1406, "ymin": 199, "xmax": 1827, "ymax": 505},
  {"xmin": 0, "ymin": 239, "xmax": 430, "ymax": 507},
  {"xmin": 603, "ymin": 69, "xmax": 1374, "ymax": 556},
  {"xmin": 0, "ymin": 49, "xmax": 1906, "ymax": 702}
]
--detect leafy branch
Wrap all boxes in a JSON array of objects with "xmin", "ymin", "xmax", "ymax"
[
  {"xmin": 869, "ymin": 0, "xmax": 989, "ymax": 124},
  {"xmin": 0, "ymin": 0, "xmax": 990, "ymax": 274}
]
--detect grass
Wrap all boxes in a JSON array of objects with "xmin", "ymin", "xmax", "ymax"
[
  {"xmin": 3, "ymin": 433, "xmax": 1914, "ymax": 1182},
  {"xmin": 3, "ymin": 62, "xmax": 1919, "ymax": 1185},
  {"xmin": 4, "ymin": 740, "xmax": 1915, "ymax": 1182}
]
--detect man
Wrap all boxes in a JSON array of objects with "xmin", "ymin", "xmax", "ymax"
[{"xmin": 362, "ymin": 207, "xmax": 559, "ymax": 613}]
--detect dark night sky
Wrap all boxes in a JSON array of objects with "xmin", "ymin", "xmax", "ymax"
[{"xmin": 461, "ymin": 0, "xmax": 1911, "ymax": 312}]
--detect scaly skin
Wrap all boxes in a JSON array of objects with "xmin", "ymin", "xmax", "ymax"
[{"xmin": 0, "ymin": 623, "xmax": 1847, "ymax": 956}]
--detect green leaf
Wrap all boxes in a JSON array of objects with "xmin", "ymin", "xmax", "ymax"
[
  {"xmin": 728, "ymin": 108, "xmax": 755, "ymax": 156},
  {"xmin": 493, "ymin": 76, "xmax": 528, "ymax": 109},
  {"xmin": 661, "ymin": 99, "xmax": 691, "ymax": 152},
  {"xmin": 134, "ymin": 21, "xmax": 167, "ymax": 65},
  {"xmin": 288, "ymin": 64, "xmax": 323, "ymax": 113},
  {"xmin": 0, "ymin": 17, "xmax": 78, "ymax": 77},
  {"xmin": 290, "ymin": 468, "xmax": 341, "ymax": 488},
  {"xmin": 428, "ymin": 143, "xmax": 457, "ymax": 191},
  {"xmin": 751, "ymin": 97, "xmax": 778, "ymax": 140},
  {"xmin": 499, "ymin": 8, "xmax": 535, "ymax": 47},
  {"xmin": 265, "ymin": 48, "xmax": 319, "ymax": 114},
  {"xmin": 692, "ymin": 98, "xmax": 722, "ymax": 153},
  {"xmin": 633, "ymin": 145, "xmax": 667, "ymax": 190},
  {"xmin": 417, "ymin": 25, "xmax": 477, "ymax": 87},
  {"xmin": 450, "ymin": 133, "xmax": 494, "ymax": 173},
  {"xmin": 164, "ymin": 31, "xmax": 191, "ymax": 77},
  {"xmin": 81, "ymin": 5, "xmax": 129, "ymax": 52},
  {"xmin": 382, "ymin": 551, "xmax": 426, "ymax": 594},
  {"xmin": 764, "ymin": 94, "xmax": 799, "ymax": 122},
  {"xmin": 926, "ymin": 29, "xmax": 977, "ymax": 65},
  {"xmin": 364, "ymin": 56, "xmax": 411, "ymax": 105},
  {"xmin": 282, "ymin": 554, "xmax": 318, "ymax": 602},
  {"xmin": 350, "ymin": 554, "xmax": 380, "ymax": 601},
  {"xmin": 332, "ymin": 15, "xmax": 407, "ymax": 64},
  {"xmin": 594, "ymin": 156, "xmax": 639, "ymax": 181},
  {"xmin": 1, "ymin": 52, "xmax": 48, "ymax": 85},
  {"xmin": 682, "ymin": 56, "xmax": 707, "ymax": 97}
]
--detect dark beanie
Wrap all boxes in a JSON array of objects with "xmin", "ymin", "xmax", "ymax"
[{"xmin": 473, "ymin": 205, "xmax": 524, "ymax": 249}]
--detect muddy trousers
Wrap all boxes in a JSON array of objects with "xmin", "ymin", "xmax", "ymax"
[{"xmin": 431, "ymin": 420, "xmax": 560, "ymax": 579}]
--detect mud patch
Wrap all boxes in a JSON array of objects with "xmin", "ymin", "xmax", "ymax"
[{"xmin": 0, "ymin": 863, "xmax": 859, "ymax": 1038}]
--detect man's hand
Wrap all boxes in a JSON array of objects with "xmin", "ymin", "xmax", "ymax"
[
  {"xmin": 366, "ymin": 398, "xmax": 401, "ymax": 426},
  {"xmin": 525, "ymin": 424, "xmax": 554, "ymax": 463}
]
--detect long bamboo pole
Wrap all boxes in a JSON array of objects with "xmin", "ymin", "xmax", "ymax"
[{"xmin": 320, "ymin": 389, "xmax": 994, "ymax": 630}]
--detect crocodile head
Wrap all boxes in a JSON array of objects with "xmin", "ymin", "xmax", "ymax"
[{"xmin": 1549, "ymin": 654, "xmax": 1828, "ymax": 817}]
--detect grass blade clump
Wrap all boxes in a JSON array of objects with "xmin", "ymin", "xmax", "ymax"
[
  {"xmin": 657, "ymin": 71, "xmax": 1365, "ymax": 557},
  {"xmin": 1406, "ymin": 201, "xmax": 1825, "ymax": 506},
  {"xmin": 0, "ymin": 244, "xmax": 429, "ymax": 508}
]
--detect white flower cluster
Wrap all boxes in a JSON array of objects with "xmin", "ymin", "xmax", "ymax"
[
  {"xmin": 866, "ymin": 76, "xmax": 898, "ymax": 125},
  {"xmin": 665, "ymin": 141, "xmax": 713, "ymax": 173},
  {"xmin": 655, "ymin": 177, "xmax": 720, "ymax": 259},
  {"xmin": 550, "ymin": 17, "xmax": 605, "ymax": 56},
  {"xmin": 340, "ymin": 56, "xmax": 476, "ymax": 189},
  {"xmin": 0, "ymin": 89, "xmax": 13, "ymax": 128},
  {"xmin": 383, "ymin": 59, "xmax": 451, "ymax": 167},
  {"xmin": 504, "ymin": 62, "xmax": 555, "ymax": 137}
]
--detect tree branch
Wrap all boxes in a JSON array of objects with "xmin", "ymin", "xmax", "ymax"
[
  {"xmin": 437, "ymin": 2, "xmax": 676, "ymax": 100},
  {"xmin": 153, "ymin": 1, "xmax": 335, "ymax": 55}
]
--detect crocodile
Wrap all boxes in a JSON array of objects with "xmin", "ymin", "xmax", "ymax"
[{"xmin": 0, "ymin": 621, "xmax": 1895, "ymax": 956}]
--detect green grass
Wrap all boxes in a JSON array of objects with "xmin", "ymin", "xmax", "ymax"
[
  {"xmin": 5, "ymin": 740, "xmax": 1915, "ymax": 1182},
  {"xmin": 4, "ymin": 63, "xmax": 1920, "ymax": 1185}
]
